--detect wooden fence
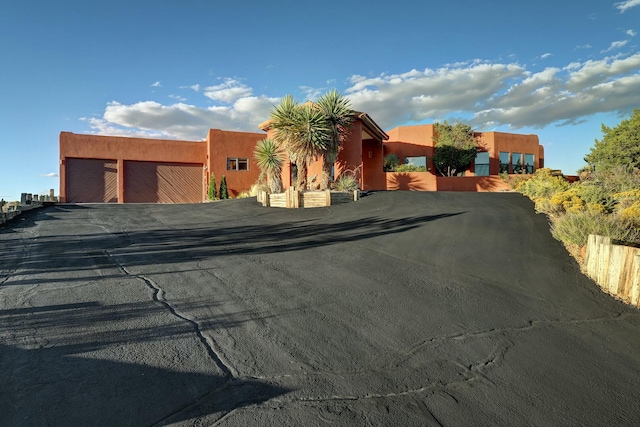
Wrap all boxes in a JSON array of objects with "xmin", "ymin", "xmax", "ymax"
[
  {"xmin": 584, "ymin": 234, "xmax": 640, "ymax": 308},
  {"xmin": 258, "ymin": 189, "xmax": 359, "ymax": 208}
]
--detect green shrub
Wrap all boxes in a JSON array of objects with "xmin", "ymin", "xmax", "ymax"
[
  {"xmin": 383, "ymin": 153, "xmax": 400, "ymax": 172},
  {"xmin": 219, "ymin": 175, "xmax": 229, "ymax": 199},
  {"xmin": 208, "ymin": 174, "xmax": 217, "ymax": 200},
  {"xmin": 515, "ymin": 168, "xmax": 569, "ymax": 200},
  {"xmin": 574, "ymin": 181, "xmax": 613, "ymax": 212},
  {"xmin": 551, "ymin": 211, "xmax": 640, "ymax": 246},
  {"xmin": 394, "ymin": 164, "xmax": 428, "ymax": 172},
  {"xmin": 236, "ymin": 191, "xmax": 251, "ymax": 199}
]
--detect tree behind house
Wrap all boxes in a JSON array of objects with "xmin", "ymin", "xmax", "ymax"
[
  {"xmin": 584, "ymin": 108, "xmax": 640, "ymax": 173},
  {"xmin": 432, "ymin": 121, "xmax": 480, "ymax": 177}
]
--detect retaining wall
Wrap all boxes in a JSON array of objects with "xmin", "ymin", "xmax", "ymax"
[{"xmin": 585, "ymin": 234, "xmax": 640, "ymax": 308}]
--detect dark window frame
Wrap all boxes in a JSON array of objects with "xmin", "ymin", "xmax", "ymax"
[{"xmin": 227, "ymin": 157, "xmax": 249, "ymax": 171}]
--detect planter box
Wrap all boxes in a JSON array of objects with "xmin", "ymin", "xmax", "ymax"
[{"xmin": 259, "ymin": 189, "xmax": 359, "ymax": 208}]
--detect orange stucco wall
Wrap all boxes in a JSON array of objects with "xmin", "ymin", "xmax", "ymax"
[
  {"xmin": 206, "ymin": 129, "xmax": 265, "ymax": 197},
  {"xmin": 59, "ymin": 132, "xmax": 207, "ymax": 203},
  {"xmin": 376, "ymin": 124, "xmax": 543, "ymax": 190},
  {"xmin": 60, "ymin": 121, "xmax": 543, "ymax": 202},
  {"xmin": 60, "ymin": 129, "xmax": 265, "ymax": 203}
]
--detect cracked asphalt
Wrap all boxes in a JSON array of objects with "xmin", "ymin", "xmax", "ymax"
[{"xmin": 1, "ymin": 191, "xmax": 639, "ymax": 426}]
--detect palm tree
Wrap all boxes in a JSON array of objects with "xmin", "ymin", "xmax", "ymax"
[
  {"xmin": 270, "ymin": 95, "xmax": 329, "ymax": 191},
  {"xmin": 315, "ymin": 90, "xmax": 354, "ymax": 190},
  {"xmin": 253, "ymin": 138, "xmax": 284, "ymax": 193}
]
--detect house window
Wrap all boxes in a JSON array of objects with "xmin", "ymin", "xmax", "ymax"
[
  {"xmin": 499, "ymin": 152, "xmax": 510, "ymax": 173},
  {"xmin": 227, "ymin": 158, "xmax": 248, "ymax": 171},
  {"xmin": 524, "ymin": 153, "xmax": 535, "ymax": 174},
  {"xmin": 403, "ymin": 156, "xmax": 428, "ymax": 171},
  {"xmin": 474, "ymin": 152, "xmax": 490, "ymax": 176},
  {"xmin": 512, "ymin": 152, "xmax": 523, "ymax": 174}
]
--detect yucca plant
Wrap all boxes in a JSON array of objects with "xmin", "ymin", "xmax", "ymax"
[
  {"xmin": 270, "ymin": 95, "xmax": 329, "ymax": 191},
  {"xmin": 316, "ymin": 90, "xmax": 354, "ymax": 190},
  {"xmin": 253, "ymin": 138, "xmax": 284, "ymax": 193}
]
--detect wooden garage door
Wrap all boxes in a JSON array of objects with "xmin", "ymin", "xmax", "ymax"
[
  {"xmin": 66, "ymin": 158, "xmax": 118, "ymax": 203},
  {"xmin": 124, "ymin": 161, "xmax": 203, "ymax": 203}
]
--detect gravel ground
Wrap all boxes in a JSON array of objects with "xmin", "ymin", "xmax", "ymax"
[{"xmin": 1, "ymin": 192, "xmax": 639, "ymax": 426}]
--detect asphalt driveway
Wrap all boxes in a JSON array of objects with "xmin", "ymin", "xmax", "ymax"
[{"xmin": 1, "ymin": 192, "xmax": 639, "ymax": 426}]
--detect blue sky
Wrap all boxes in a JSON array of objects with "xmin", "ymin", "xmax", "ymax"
[{"xmin": 1, "ymin": 0, "xmax": 639, "ymax": 201}]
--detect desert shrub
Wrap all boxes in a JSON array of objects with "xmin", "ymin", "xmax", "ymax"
[
  {"xmin": 551, "ymin": 210, "xmax": 640, "ymax": 246},
  {"xmin": 549, "ymin": 187, "xmax": 585, "ymax": 213},
  {"xmin": 500, "ymin": 171, "xmax": 531, "ymax": 190},
  {"xmin": 619, "ymin": 202, "xmax": 640, "ymax": 227},
  {"xmin": 615, "ymin": 190, "xmax": 640, "ymax": 227},
  {"xmin": 250, "ymin": 181, "xmax": 270, "ymax": 196},
  {"xmin": 334, "ymin": 173, "xmax": 359, "ymax": 192},
  {"xmin": 574, "ymin": 181, "xmax": 613, "ymax": 212},
  {"xmin": 394, "ymin": 164, "xmax": 428, "ymax": 172},
  {"xmin": 515, "ymin": 168, "xmax": 569, "ymax": 200}
]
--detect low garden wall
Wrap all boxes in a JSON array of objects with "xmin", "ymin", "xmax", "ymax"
[
  {"xmin": 384, "ymin": 173, "xmax": 513, "ymax": 192},
  {"xmin": 585, "ymin": 234, "xmax": 640, "ymax": 308},
  {"xmin": 258, "ymin": 188, "xmax": 359, "ymax": 208}
]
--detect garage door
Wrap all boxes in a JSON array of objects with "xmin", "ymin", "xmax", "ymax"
[
  {"xmin": 66, "ymin": 158, "xmax": 118, "ymax": 203},
  {"xmin": 124, "ymin": 161, "xmax": 203, "ymax": 203}
]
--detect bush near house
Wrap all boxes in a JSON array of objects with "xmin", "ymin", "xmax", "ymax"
[
  {"xmin": 508, "ymin": 111, "xmax": 640, "ymax": 256},
  {"xmin": 219, "ymin": 175, "xmax": 229, "ymax": 199},
  {"xmin": 208, "ymin": 174, "xmax": 217, "ymax": 200}
]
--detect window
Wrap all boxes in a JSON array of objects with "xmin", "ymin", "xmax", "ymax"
[
  {"xmin": 524, "ymin": 153, "xmax": 535, "ymax": 174},
  {"xmin": 400, "ymin": 156, "xmax": 428, "ymax": 172},
  {"xmin": 499, "ymin": 152, "xmax": 510, "ymax": 173},
  {"xmin": 512, "ymin": 152, "xmax": 523, "ymax": 174},
  {"xmin": 227, "ymin": 158, "xmax": 248, "ymax": 171},
  {"xmin": 405, "ymin": 156, "xmax": 427, "ymax": 168},
  {"xmin": 474, "ymin": 152, "xmax": 490, "ymax": 176}
]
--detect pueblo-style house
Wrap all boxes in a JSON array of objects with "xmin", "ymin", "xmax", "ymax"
[{"xmin": 59, "ymin": 112, "xmax": 543, "ymax": 203}]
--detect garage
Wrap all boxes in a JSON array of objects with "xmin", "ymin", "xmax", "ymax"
[
  {"xmin": 124, "ymin": 161, "xmax": 203, "ymax": 203},
  {"xmin": 66, "ymin": 158, "xmax": 118, "ymax": 203}
]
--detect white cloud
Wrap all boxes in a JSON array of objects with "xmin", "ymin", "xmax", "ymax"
[
  {"xmin": 601, "ymin": 40, "xmax": 629, "ymax": 53},
  {"xmin": 576, "ymin": 44, "xmax": 593, "ymax": 49},
  {"xmin": 203, "ymin": 78, "xmax": 252, "ymax": 103},
  {"xmin": 86, "ymin": 47, "xmax": 640, "ymax": 140},
  {"xmin": 616, "ymin": 0, "xmax": 640, "ymax": 13},
  {"xmin": 180, "ymin": 84, "xmax": 201, "ymax": 92},
  {"xmin": 300, "ymin": 85, "xmax": 324, "ymax": 100},
  {"xmin": 169, "ymin": 94, "xmax": 187, "ymax": 102},
  {"xmin": 40, "ymin": 172, "xmax": 58, "ymax": 177},
  {"xmin": 151, "ymin": 81, "xmax": 162, "ymax": 87},
  {"xmin": 627, "ymin": 29, "xmax": 637, "ymax": 37},
  {"xmin": 87, "ymin": 95, "xmax": 278, "ymax": 140},
  {"xmin": 540, "ymin": 53, "xmax": 552, "ymax": 59}
]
